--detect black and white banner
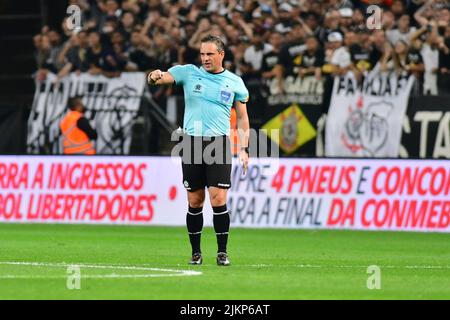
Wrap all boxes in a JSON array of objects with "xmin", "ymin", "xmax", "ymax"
[
  {"xmin": 325, "ymin": 72, "xmax": 414, "ymax": 157},
  {"xmin": 265, "ymin": 75, "xmax": 324, "ymax": 106},
  {"xmin": 401, "ymin": 96, "xmax": 450, "ymax": 159},
  {"xmin": 267, "ymin": 75, "xmax": 324, "ymax": 106},
  {"xmin": 27, "ymin": 72, "xmax": 146, "ymax": 155}
]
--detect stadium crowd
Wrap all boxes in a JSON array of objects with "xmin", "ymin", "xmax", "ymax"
[{"xmin": 33, "ymin": 0, "xmax": 450, "ymax": 95}]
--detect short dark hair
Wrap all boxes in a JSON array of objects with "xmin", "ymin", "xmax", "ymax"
[
  {"xmin": 200, "ymin": 35, "xmax": 225, "ymax": 52},
  {"xmin": 68, "ymin": 96, "xmax": 84, "ymax": 110},
  {"xmin": 88, "ymin": 30, "xmax": 100, "ymax": 36},
  {"xmin": 305, "ymin": 35, "xmax": 318, "ymax": 42}
]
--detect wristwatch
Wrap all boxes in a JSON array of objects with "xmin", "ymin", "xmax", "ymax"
[{"xmin": 241, "ymin": 146, "xmax": 249, "ymax": 155}]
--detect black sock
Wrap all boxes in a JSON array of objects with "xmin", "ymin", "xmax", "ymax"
[
  {"xmin": 213, "ymin": 204, "xmax": 230, "ymax": 254},
  {"xmin": 186, "ymin": 206, "xmax": 203, "ymax": 255}
]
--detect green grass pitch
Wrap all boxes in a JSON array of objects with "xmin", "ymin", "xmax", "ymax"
[{"xmin": 0, "ymin": 223, "xmax": 448, "ymax": 299}]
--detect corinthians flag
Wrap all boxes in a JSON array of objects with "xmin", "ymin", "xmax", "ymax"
[
  {"xmin": 262, "ymin": 104, "xmax": 317, "ymax": 155},
  {"xmin": 325, "ymin": 72, "xmax": 414, "ymax": 157}
]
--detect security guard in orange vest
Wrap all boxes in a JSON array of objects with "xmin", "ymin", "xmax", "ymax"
[{"xmin": 60, "ymin": 96, "xmax": 97, "ymax": 155}]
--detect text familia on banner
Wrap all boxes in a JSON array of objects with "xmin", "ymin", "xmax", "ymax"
[
  {"xmin": 27, "ymin": 72, "xmax": 146, "ymax": 155},
  {"xmin": 325, "ymin": 72, "xmax": 414, "ymax": 157}
]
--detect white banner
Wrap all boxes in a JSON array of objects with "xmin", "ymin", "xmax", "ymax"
[
  {"xmin": 27, "ymin": 72, "xmax": 146, "ymax": 155},
  {"xmin": 227, "ymin": 158, "xmax": 449, "ymax": 232},
  {"xmin": 0, "ymin": 156, "xmax": 449, "ymax": 233},
  {"xmin": 0, "ymin": 156, "xmax": 185, "ymax": 225},
  {"xmin": 325, "ymin": 72, "xmax": 414, "ymax": 157}
]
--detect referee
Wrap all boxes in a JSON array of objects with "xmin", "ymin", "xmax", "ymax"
[{"xmin": 148, "ymin": 35, "xmax": 250, "ymax": 266}]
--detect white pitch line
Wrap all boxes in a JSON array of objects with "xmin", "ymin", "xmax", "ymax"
[
  {"xmin": 240, "ymin": 264, "xmax": 450, "ymax": 269},
  {"xmin": 0, "ymin": 261, "xmax": 202, "ymax": 279},
  {"xmin": 156, "ymin": 263, "xmax": 450, "ymax": 270},
  {"xmin": 0, "ymin": 274, "xmax": 195, "ymax": 279},
  {"xmin": 1, "ymin": 261, "xmax": 448, "ymax": 279},
  {"xmin": 242, "ymin": 264, "xmax": 450, "ymax": 269}
]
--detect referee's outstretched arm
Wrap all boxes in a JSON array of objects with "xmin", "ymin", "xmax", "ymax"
[{"xmin": 147, "ymin": 69, "xmax": 174, "ymax": 85}]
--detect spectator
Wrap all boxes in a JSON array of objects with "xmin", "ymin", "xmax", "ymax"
[
  {"xmin": 304, "ymin": 12, "xmax": 320, "ymax": 34},
  {"xmin": 390, "ymin": 0, "xmax": 407, "ymax": 19},
  {"xmin": 338, "ymin": 7, "xmax": 354, "ymax": 33},
  {"xmin": 380, "ymin": 42, "xmax": 398, "ymax": 73},
  {"xmin": 382, "ymin": 10, "xmax": 396, "ymax": 31},
  {"xmin": 297, "ymin": 35, "xmax": 324, "ymax": 80},
  {"xmin": 242, "ymin": 33, "xmax": 273, "ymax": 80},
  {"xmin": 437, "ymin": 25, "xmax": 450, "ymax": 94},
  {"xmin": 316, "ymin": 9, "xmax": 342, "ymax": 44},
  {"xmin": 231, "ymin": 9, "xmax": 254, "ymax": 41},
  {"xmin": 34, "ymin": 30, "xmax": 62, "ymax": 81},
  {"xmin": 276, "ymin": 22, "xmax": 308, "ymax": 80},
  {"xmin": 127, "ymin": 29, "xmax": 155, "ymax": 71},
  {"xmin": 261, "ymin": 32, "xmax": 283, "ymax": 84},
  {"xmin": 387, "ymin": 14, "xmax": 417, "ymax": 46},
  {"xmin": 414, "ymin": 0, "xmax": 443, "ymax": 26},
  {"xmin": 121, "ymin": 0, "xmax": 141, "ymax": 16},
  {"xmin": 421, "ymin": 23, "xmax": 450, "ymax": 95},
  {"xmin": 393, "ymin": 39, "xmax": 410, "ymax": 74},
  {"xmin": 349, "ymin": 29, "xmax": 374, "ymax": 79},
  {"xmin": 180, "ymin": 20, "xmax": 200, "ymax": 65},
  {"xmin": 152, "ymin": 33, "xmax": 178, "ymax": 71},
  {"xmin": 111, "ymin": 31, "xmax": 128, "ymax": 71},
  {"xmin": 248, "ymin": 10, "xmax": 265, "ymax": 37},
  {"xmin": 437, "ymin": 7, "xmax": 450, "ymax": 33},
  {"xmin": 187, "ymin": 17, "xmax": 212, "ymax": 51},
  {"xmin": 34, "ymin": 34, "xmax": 52, "ymax": 80},
  {"xmin": 34, "ymin": 28, "xmax": 63, "ymax": 73},
  {"xmin": 56, "ymin": 31, "xmax": 90, "ymax": 82},
  {"xmin": 32, "ymin": 0, "xmax": 449, "ymax": 97},
  {"xmin": 47, "ymin": 30, "xmax": 64, "ymax": 69},
  {"xmin": 328, "ymin": 32, "xmax": 351, "ymax": 76},
  {"xmin": 100, "ymin": 16, "xmax": 120, "ymax": 41},
  {"xmin": 86, "ymin": 30, "xmax": 121, "ymax": 77},
  {"xmin": 407, "ymin": 30, "xmax": 426, "ymax": 94},
  {"xmin": 98, "ymin": 0, "xmax": 122, "ymax": 31},
  {"xmin": 369, "ymin": 29, "xmax": 387, "ymax": 70},
  {"xmin": 350, "ymin": 8, "xmax": 367, "ymax": 31},
  {"xmin": 118, "ymin": 11, "xmax": 137, "ymax": 45},
  {"xmin": 274, "ymin": 3, "xmax": 295, "ymax": 34}
]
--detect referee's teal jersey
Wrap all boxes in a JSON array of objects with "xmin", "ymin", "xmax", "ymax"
[{"xmin": 168, "ymin": 64, "xmax": 249, "ymax": 137}]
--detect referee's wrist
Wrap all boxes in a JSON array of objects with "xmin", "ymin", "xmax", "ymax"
[
  {"xmin": 148, "ymin": 71, "xmax": 158, "ymax": 84},
  {"xmin": 241, "ymin": 146, "xmax": 249, "ymax": 155},
  {"xmin": 148, "ymin": 72, "xmax": 156, "ymax": 84}
]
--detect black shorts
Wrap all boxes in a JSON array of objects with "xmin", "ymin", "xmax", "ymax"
[{"xmin": 180, "ymin": 135, "xmax": 232, "ymax": 191}]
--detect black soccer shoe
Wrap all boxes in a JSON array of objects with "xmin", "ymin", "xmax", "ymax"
[
  {"xmin": 216, "ymin": 252, "xmax": 230, "ymax": 266},
  {"xmin": 189, "ymin": 253, "xmax": 202, "ymax": 265}
]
